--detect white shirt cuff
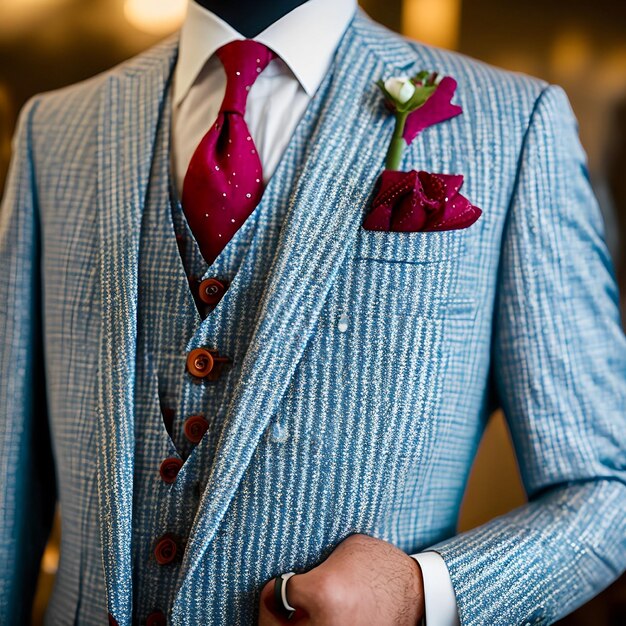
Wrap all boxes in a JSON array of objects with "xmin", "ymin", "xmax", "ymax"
[{"xmin": 410, "ymin": 551, "xmax": 460, "ymax": 626}]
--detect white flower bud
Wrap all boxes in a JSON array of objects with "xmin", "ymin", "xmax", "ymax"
[{"xmin": 384, "ymin": 76, "xmax": 416, "ymax": 104}]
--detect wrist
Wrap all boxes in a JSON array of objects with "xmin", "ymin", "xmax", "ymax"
[{"xmin": 407, "ymin": 552, "xmax": 426, "ymax": 624}]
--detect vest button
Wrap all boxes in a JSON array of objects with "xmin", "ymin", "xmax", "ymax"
[
  {"xmin": 198, "ymin": 277, "xmax": 227, "ymax": 305},
  {"xmin": 159, "ymin": 457, "xmax": 183, "ymax": 483},
  {"xmin": 146, "ymin": 610, "xmax": 167, "ymax": 626},
  {"xmin": 183, "ymin": 415, "xmax": 209, "ymax": 443},
  {"xmin": 154, "ymin": 533, "xmax": 178, "ymax": 565},
  {"xmin": 186, "ymin": 347, "xmax": 214, "ymax": 378},
  {"xmin": 186, "ymin": 347, "xmax": 231, "ymax": 380}
]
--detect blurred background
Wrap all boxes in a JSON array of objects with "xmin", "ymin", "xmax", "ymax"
[{"xmin": 1, "ymin": 0, "xmax": 624, "ymax": 624}]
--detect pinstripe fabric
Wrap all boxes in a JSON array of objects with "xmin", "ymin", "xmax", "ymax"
[
  {"xmin": 130, "ymin": 53, "xmax": 333, "ymax": 621},
  {"xmin": 1, "ymin": 8, "xmax": 625, "ymax": 626}
]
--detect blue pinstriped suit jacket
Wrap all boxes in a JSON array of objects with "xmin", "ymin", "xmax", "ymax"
[{"xmin": 1, "ymin": 8, "xmax": 625, "ymax": 625}]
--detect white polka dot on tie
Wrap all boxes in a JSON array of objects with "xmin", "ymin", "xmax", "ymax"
[
  {"xmin": 246, "ymin": 193, "xmax": 251, "ymax": 198},
  {"xmin": 256, "ymin": 67, "xmax": 261, "ymax": 73},
  {"xmin": 222, "ymin": 192, "xmax": 227, "ymax": 197},
  {"xmin": 215, "ymin": 165, "xmax": 219, "ymax": 170},
  {"xmin": 205, "ymin": 213, "xmax": 208, "ymax": 217},
  {"xmin": 236, "ymin": 71, "xmax": 241, "ymax": 76},
  {"xmin": 251, "ymin": 149, "xmax": 256, "ymax": 154},
  {"xmin": 231, "ymin": 218, "xmax": 236, "ymax": 222},
  {"xmin": 246, "ymin": 136, "xmax": 251, "ymax": 141},
  {"xmin": 256, "ymin": 58, "xmax": 260, "ymax": 63},
  {"xmin": 256, "ymin": 178, "xmax": 260, "ymax": 183}
]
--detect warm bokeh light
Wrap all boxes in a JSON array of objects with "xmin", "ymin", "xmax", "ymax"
[
  {"xmin": 41, "ymin": 544, "xmax": 59, "ymax": 574},
  {"xmin": 402, "ymin": 0, "xmax": 461, "ymax": 50},
  {"xmin": 1, "ymin": 0, "xmax": 67, "ymax": 11},
  {"xmin": 124, "ymin": 0, "xmax": 187, "ymax": 36},
  {"xmin": 0, "ymin": 0, "xmax": 70, "ymax": 36},
  {"xmin": 595, "ymin": 45, "xmax": 626, "ymax": 97},
  {"xmin": 550, "ymin": 27, "xmax": 593, "ymax": 80}
]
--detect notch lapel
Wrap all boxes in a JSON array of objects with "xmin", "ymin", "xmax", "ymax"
[
  {"xmin": 173, "ymin": 9, "xmax": 419, "ymax": 609},
  {"xmin": 95, "ymin": 33, "xmax": 179, "ymax": 623}
]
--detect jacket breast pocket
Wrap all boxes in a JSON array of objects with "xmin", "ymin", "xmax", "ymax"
[
  {"xmin": 354, "ymin": 225, "xmax": 474, "ymax": 264},
  {"xmin": 329, "ymin": 221, "xmax": 486, "ymax": 322}
]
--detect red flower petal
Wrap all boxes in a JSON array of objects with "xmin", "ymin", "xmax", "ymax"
[{"xmin": 402, "ymin": 77, "xmax": 463, "ymax": 145}]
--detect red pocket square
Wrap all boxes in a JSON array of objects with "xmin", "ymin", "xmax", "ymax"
[{"xmin": 362, "ymin": 169, "xmax": 482, "ymax": 232}]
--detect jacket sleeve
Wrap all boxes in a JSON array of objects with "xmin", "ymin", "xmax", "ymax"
[
  {"xmin": 428, "ymin": 84, "xmax": 626, "ymax": 626},
  {"xmin": 0, "ymin": 95, "xmax": 58, "ymax": 623}
]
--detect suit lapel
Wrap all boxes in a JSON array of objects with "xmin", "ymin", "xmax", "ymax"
[
  {"xmin": 173, "ymin": 9, "xmax": 419, "ymax": 605},
  {"xmin": 95, "ymin": 33, "xmax": 179, "ymax": 622}
]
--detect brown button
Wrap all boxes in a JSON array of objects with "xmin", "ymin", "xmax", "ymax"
[
  {"xmin": 159, "ymin": 457, "xmax": 183, "ymax": 483},
  {"xmin": 154, "ymin": 533, "xmax": 178, "ymax": 565},
  {"xmin": 108, "ymin": 613, "xmax": 118, "ymax": 626},
  {"xmin": 186, "ymin": 347, "xmax": 231, "ymax": 380},
  {"xmin": 183, "ymin": 415, "xmax": 209, "ymax": 443},
  {"xmin": 146, "ymin": 610, "xmax": 167, "ymax": 626},
  {"xmin": 186, "ymin": 347, "xmax": 214, "ymax": 378},
  {"xmin": 198, "ymin": 278, "xmax": 227, "ymax": 305}
]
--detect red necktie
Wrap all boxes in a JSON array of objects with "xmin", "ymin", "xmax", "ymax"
[{"xmin": 181, "ymin": 40, "xmax": 276, "ymax": 265}]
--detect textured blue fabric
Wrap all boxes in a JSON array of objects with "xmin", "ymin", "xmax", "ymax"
[
  {"xmin": 1, "ymin": 8, "xmax": 625, "ymax": 626},
  {"xmin": 130, "ymin": 58, "xmax": 329, "ymax": 620}
]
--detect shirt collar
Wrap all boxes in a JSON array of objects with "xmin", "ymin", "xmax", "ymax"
[{"xmin": 173, "ymin": 0, "xmax": 357, "ymax": 108}]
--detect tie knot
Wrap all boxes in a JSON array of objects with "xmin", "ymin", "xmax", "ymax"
[{"xmin": 216, "ymin": 39, "xmax": 276, "ymax": 115}]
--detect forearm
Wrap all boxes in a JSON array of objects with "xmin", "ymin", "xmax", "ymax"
[{"xmin": 431, "ymin": 479, "xmax": 626, "ymax": 625}]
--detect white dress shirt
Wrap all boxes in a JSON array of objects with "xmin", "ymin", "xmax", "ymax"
[
  {"xmin": 171, "ymin": 2, "xmax": 460, "ymax": 624},
  {"xmin": 171, "ymin": 0, "xmax": 355, "ymax": 195}
]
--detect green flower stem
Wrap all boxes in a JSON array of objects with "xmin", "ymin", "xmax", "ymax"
[{"xmin": 385, "ymin": 110, "xmax": 409, "ymax": 170}]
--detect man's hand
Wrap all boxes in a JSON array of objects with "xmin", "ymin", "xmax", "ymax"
[{"xmin": 258, "ymin": 533, "xmax": 425, "ymax": 625}]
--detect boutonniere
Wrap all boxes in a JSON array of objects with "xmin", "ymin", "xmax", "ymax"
[{"xmin": 362, "ymin": 72, "xmax": 482, "ymax": 232}]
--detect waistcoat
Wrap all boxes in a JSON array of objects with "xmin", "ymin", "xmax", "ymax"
[{"xmin": 130, "ymin": 56, "xmax": 332, "ymax": 622}]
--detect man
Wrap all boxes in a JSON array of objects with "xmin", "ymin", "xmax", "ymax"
[{"xmin": 1, "ymin": 0, "xmax": 625, "ymax": 624}]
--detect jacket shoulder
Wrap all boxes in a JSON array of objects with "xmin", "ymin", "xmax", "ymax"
[
  {"xmin": 354, "ymin": 9, "xmax": 549, "ymax": 111},
  {"xmin": 24, "ymin": 32, "xmax": 178, "ymax": 130}
]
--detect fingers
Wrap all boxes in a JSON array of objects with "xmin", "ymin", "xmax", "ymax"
[
  {"xmin": 285, "ymin": 569, "xmax": 345, "ymax": 623},
  {"xmin": 258, "ymin": 576, "xmax": 309, "ymax": 625},
  {"xmin": 286, "ymin": 571, "xmax": 327, "ymax": 614},
  {"xmin": 258, "ymin": 578, "xmax": 282, "ymax": 626}
]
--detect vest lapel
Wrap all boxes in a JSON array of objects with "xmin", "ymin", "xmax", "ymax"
[
  {"xmin": 95, "ymin": 33, "xmax": 179, "ymax": 623},
  {"xmin": 174, "ymin": 9, "xmax": 419, "ymax": 605}
]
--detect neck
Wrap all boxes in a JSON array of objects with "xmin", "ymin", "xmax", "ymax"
[{"xmin": 193, "ymin": 0, "xmax": 310, "ymax": 38}]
